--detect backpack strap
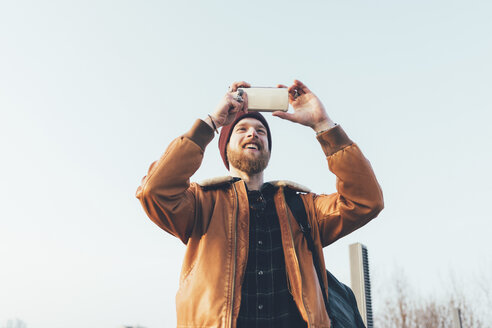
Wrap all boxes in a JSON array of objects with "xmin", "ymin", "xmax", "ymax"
[
  {"xmin": 284, "ymin": 188, "xmax": 367, "ymax": 328},
  {"xmin": 284, "ymin": 189, "xmax": 330, "ymax": 314}
]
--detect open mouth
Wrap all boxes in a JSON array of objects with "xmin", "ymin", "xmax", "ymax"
[{"xmin": 243, "ymin": 143, "xmax": 260, "ymax": 150}]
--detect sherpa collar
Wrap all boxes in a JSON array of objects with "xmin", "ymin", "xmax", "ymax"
[{"xmin": 198, "ymin": 176, "xmax": 310, "ymax": 193}]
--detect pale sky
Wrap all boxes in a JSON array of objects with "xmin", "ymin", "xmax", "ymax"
[{"xmin": 1, "ymin": 0, "xmax": 491, "ymax": 327}]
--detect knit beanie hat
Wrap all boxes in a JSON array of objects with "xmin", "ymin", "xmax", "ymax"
[{"xmin": 218, "ymin": 111, "xmax": 272, "ymax": 170}]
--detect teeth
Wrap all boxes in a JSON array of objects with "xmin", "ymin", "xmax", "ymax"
[{"xmin": 245, "ymin": 144, "xmax": 258, "ymax": 149}]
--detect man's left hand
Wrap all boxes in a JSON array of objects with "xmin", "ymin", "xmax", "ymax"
[{"xmin": 272, "ymin": 80, "xmax": 336, "ymax": 133}]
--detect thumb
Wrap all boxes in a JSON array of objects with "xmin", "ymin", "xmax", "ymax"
[{"xmin": 272, "ymin": 111, "xmax": 297, "ymax": 122}]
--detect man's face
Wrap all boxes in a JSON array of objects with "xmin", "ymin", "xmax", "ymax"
[{"xmin": 226, "ymin": 117, "xmax": 270, "ymax": 174}]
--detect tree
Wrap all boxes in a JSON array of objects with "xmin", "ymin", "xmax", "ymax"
[
  {"xmin": 375, "ymin": 269, "xmax": 487, "ymax": 328},
  {"xmin": 2, "ymin": 319, "xmax": 27, "ymax": 328}
]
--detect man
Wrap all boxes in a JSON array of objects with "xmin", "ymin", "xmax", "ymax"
[{"xmin": 136, "ymin": 80, "xmax": 384, "ymax": 328}]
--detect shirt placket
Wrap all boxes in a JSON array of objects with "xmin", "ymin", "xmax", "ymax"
[{"xmin": 256, "ymin": 205, "xmax": 269, "ymax": 320}]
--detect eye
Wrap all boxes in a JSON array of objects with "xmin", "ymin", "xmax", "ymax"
[
  {"xmin": 257, "ymin": 129, "xmax": 266, "ymax": 135},
  {"xmin": 235, "ymin": 127, "xmax": 246, "ymax": 132}
]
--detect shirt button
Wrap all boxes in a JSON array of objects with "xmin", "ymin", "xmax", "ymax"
[
  {"xmin": 258, "ymin": 270, "xmax": 264, "ymax": 276},
  {"xmin": 258, "ymin": 304, "xmax": 264, "ymax": 310},
  {"xmin": 258, "ymin": 240, "xmax": 263, "ymax": 246}
]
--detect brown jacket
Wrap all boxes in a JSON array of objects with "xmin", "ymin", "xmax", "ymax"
[{"xmin": 136, "ymin": 119, "xmax": 384, "ymax": 328}]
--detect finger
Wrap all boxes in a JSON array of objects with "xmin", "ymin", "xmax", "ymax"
[
  {"xmin": 229, "ymin": 97, "xmax": 242, "ymax": 114},
  {"xmin": 226, "ymin": 92, "xmax": 243, "ymax": 104},
  {"xmin": 282, "ymin": 89, "xmax": 294, "ymax": 103},
  {"xmin": 272, "ymin": 111, "xmax": 297, "ymax": 122},
  {"xmin": 285, "ymin": 86, "xmax": 298, "ymax": 103},
  {"xmin": 293, "ymin": 79, "xmax": 311, "ymax": 94},
  {"xmin": 229, "ymin": 94, "xmax": 241, "ymax": 106},
  {"xmin": 287, "ymin": 91, "xmax": 295, "ymax": 103},
  {"xmin": 224, "ymin": 93, "xmax": 239, "ymax": 110},
  {"xmin": 242, "ymin": 92, "xmax": 249, "ymax": 113},
  {"xmin": 287, "ymin": 84, "xmax": 299, "ymax": 97},
  {"xmin": 229, "ymin": 81, "xmax": 251, "ymax": 92}
]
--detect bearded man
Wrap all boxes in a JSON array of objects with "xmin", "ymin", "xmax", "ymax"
[{"xmin": 136, "ymin": 80, "xmax": 384, "ymax": 328}]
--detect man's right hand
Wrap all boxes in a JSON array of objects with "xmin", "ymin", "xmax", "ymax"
[{"xmin": 206, "ymin": 81, "xmax": 250, "ymax": 130}]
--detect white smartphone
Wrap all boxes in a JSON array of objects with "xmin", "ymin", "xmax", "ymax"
[{"xmin": 237, "ymin": 87, "xmax": 289, "ymax": 112}]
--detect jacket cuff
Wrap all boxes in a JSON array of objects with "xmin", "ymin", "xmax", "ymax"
[
  {"xmin": 316, "ymin": 124, "xmax": 353, "ymax": 156},
  {"xmin": 183, "ymin": 119, "xmax": 215, "ymax": 151}
]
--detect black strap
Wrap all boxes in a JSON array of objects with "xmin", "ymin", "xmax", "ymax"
[
  {"xmin": 284, "ymin": 189, "xmax": 330, "ymax": 313},
  {"xmin": 285, "ymin": 188, "xmax": 367, "ymax": 328}
]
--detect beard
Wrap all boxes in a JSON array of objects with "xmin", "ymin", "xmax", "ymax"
[{"xmin": 227, "ymin": 144, "xmax": 270, "ymax": 175}]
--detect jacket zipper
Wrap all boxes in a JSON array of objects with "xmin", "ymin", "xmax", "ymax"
[
  {"xmin": 283, "ymin": 191, "xmax": 311, "ymax": 328},
  {"xmin": 229, "ymin": 184, "xmax": 239, "ymax": 328}
]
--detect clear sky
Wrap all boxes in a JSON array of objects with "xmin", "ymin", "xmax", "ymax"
[{"xmin": 1, "ymin": 0, "xmax": 491, "ymax": 327}]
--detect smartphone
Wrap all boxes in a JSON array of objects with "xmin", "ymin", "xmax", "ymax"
[{"xmin": 237, "ymin": 87, "xmax": 289, "ymax": 112}]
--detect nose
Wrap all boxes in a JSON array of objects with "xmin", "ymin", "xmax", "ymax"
[{"xmin": 246, "ymin": 127, "xmax": 259, "ymax": 138}]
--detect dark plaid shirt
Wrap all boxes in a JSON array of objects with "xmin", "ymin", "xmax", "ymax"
[{"xmin": 236, "ymin": 183, "xmax": 307, "ymax": 328}]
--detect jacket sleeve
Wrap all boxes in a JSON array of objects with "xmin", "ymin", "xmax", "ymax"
[
  {"xmin": 136, "ymin": 119, "xmax": 215, "ymax": 244},
  {"xmin": 312, "ymin": 125, "xmax": 384, "ymax": 247}
]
